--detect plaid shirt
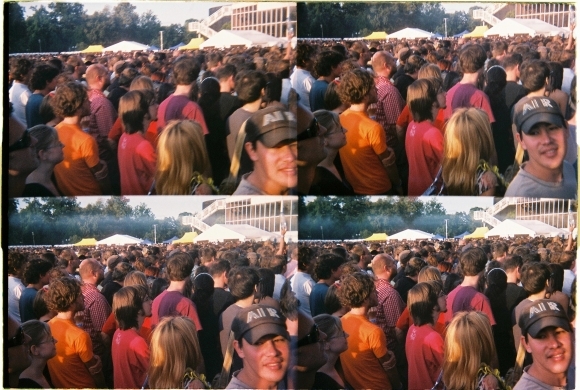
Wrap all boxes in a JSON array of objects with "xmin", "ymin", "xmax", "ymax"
[
  {"xmin": 374, "ymin": 278, "xmax": 405, "ymax": 352},
  {"xmin": 81, "ymin": 282, "xmax": 111, "ymax": 356},
  {"xmin": 87, "ymin": 89, "xmax": 117, "ymax": 142},
  {"xmin": 374, "ymin": 76, "xmax": 405, "ymax": 148}
]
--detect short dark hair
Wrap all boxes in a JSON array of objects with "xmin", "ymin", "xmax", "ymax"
[
  {"xmin": 338, "ymin": 272, "xmax": 375, "ymax": 308},
  {"xmin": 268, "ymin": 255, "xmax": 287, "ymax": 275},
  {"xmin": 296, "ymin": 43, "xmax": 316, "ymax": 68},
  {"xmin": 314, "ymin": 253, "xmax": 344, "ymax": 280},
  {"xmin": 298, "ymin": 246, "xmax": 315, "ymax": 271},
  {"xmin": 407, "ymin": 78, "xmax": 438, "ymax": 122},
  {"xmin": 113, "ymin": 286, "xmax": 142, "ymax": 330},
  {"xmin": 23, "ymin": 258, "xmax": 53, "ymax": 285},
  {"xmin": 459, "ymin": 248, "xmax": 487, "ymax": 276},
  {"xmin": 520, "ymin": 60, "xmax": 550, "ymax": 92},
  {"xmin": 166, "ymin": 252, "xmax": 194, "ymax": 281},
  {"xmin": 30, "ymin": 64, "xmax": 60, "ymax": 91},
  {"xmin": 10, "ymin": 57, "xmax": 32, "ymax": 81},
  {"xmin": 227, "ymin": 266, "xmax": 259, "ymax": 300},
  {"xmin": 314, "ymin": 51, "xmax": 344, "ymax": 77},
  {"xmin": 459, "ymin": 44, "xmax": 487, "ymax": 73},
  {"xmin": 404, "ymin": 55, "xmax": 426, "ymax": 75},
  {"xmin": 337, "ymin": 69, "xmax": 375, "ymax": 105},
  {"xmin": 216, "ymin": 64, "xmax": 237, "ymax": 81},
  {"xmin": 502, "ymin": 255, "xmax": 523, "ymax": 272},
  {"xmin": 520, "ymin": 261, "xmax": 551, "ymax": 294},
  {"xmin": 208, "ymin": 259, "xmax": 231, "ymax": 277},
  {"xmin": 408, "ymin": 282, "xmax": 438, "ymax": 326},
  {"xmin": 172, "ymin": 57, "xmax": 201, "ymax": 85},
  {"xmin": 234, "ymin": 70, "xmax": 267, "ymax": 104},
  {"xmin": 556, "ymin": 251, "xmax": 576, "ymax": 270},
  {"xmin": 8, "ymin": 252, "xmax": 27, "ymax": 275},
  {"xmin": 256, "ymin": 268, "xmax": 275, "ymax": 299},
  {"xmin": 112, "ymin": 262, "xmax": 134, "ymax": 282},
  {"xmin": 502, "ymin": 53, "xmax": 523, "ymax": 71}
]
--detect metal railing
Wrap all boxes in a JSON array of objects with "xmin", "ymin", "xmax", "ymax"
[
  {"xmin": 188, "ymin": 5, "xmax": 232, "ymax": 38},
  {"xmin": 473, "ymin": 9, "xmax": 502, "ymax": 26}
]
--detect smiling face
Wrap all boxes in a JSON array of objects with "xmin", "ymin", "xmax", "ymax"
[
  {"xmin": 517, "ymin": 122, "xmax": 567, "ymax": 180},
  {"xmin": 522, "ymin": 326, "xmax": 572, "ymax": 385},
  {"xmin": 246, "ymin": 140, "xmax": 298, "ymax": 194},
  {"xmin": 234, "ymin": 334, "xmax": 290, "ymax": 388}
]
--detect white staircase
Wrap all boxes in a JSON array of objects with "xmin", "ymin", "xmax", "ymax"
[
  {"xmin": 189, "ymin": 5, "xmax": 232, "ymax": 38},
  {"xmin": 473, "ymin": 3, "xmax": 508, "ymax": 26},
  {"xmin": 474, "ymin": 197, "xmax": 524, "ymax": 227},
  {"xmin": 181, "ymin": 198, "xmax": 227, "ymax": 232}
]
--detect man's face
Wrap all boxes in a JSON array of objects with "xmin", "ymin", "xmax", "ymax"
[
  {"xmin": 522, "ymin": 327, "xmax": 572, "ymax": 381},
  {"xmin": 517, "ymin": 123, "xmax": 566, "ymax": 175},
  {"xmin": 235, "ymin": 335, "xmax": 289, "ymax": 386},
  {"xmin": 9, "ymin": 117, "xmax": 39, "ymax": 177},
  {"xmin": 249, "ymin": 140, "xmax": 298, "ymax": 194}
]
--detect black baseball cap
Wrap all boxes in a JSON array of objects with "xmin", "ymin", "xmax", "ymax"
[
  {"xmin": 518, "ymin": 299, "xmax": 571, "ymax": 338},
  {"xmin": 514, "ymin": 96, "xmax": 566, "ymax": 135}
]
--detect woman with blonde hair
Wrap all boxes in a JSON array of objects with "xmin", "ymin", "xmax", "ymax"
[
  {"xmin": 442, "ymin": 108, "xmax": 505, "ymax": 196},
  {"xmin": 147, "ymin": 316, "xmax": 209, "ymax": 389},
  {"xmin": 154, "ymin": 120, "xmax": 215, "ymax": 195},
  {"xmin": 309, "ymin": 110, "xmax": 354, "ymax": 195},
  {"xmin": 440, "ymin": 311, "xmax": 507, "ymax": 390}
]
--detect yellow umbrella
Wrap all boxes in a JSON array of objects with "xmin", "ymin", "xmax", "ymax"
[
  {"xmin": 179, "ymin": 38, "xmax": 205, "ymax": 50},
  {"xmin": 172, "ymin": 232, "xmax": 198, "ymax": 243},
  {"xmin": 81, "ymin": 45, "xmax": 104, "ymax": 53},
  {"xmin": 364, "ymin": 31, "xmax": 388, "ymax": 40},
  {"xmin": 364, "ymin": 233, "xmax": 389, "ymax": 241},
  {"xmin": 74, "ymin": 238, "xmax": 97, "ymax": 246}
]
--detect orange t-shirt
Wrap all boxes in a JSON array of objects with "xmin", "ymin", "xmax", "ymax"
[
  {"xmin": 109, "ymin": 117, "xmax": 159, "ymax": 150},
  {"xmin": 54, "ymin": 122, "xmax": 101, "ymax": 195},
  {"xmin": 339, "ymin": 109, "xmax": 392, "ymax": 194},
  {"xmin": 396, "ymin": 308, "xmax": 447, "ymax": 339},
  {"xmin": 47, "ymin": 317, "xmax": 96, "ymax": 389},
  {"xmin": 340, "ymin": 312, "xmax": 392, "ymax": 390}
]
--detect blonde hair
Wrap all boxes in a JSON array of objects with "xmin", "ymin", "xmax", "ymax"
[
  {"xmin": 148, "ymin": 316, "xmax": 202, "ymax": 389},
  {"xmin": 442, "ymin": 108, "xmax": 496, "ymax": 195},
  {"xmin": 418, "ymin": 63, "xmax": 442, "ymax": 82},
  {"xmin": 443, "ymin": 311, "xmax": 497, "ymax": 390},
  {"xmin": 130, "ymin": 75, "xmax": 154, "ymax": 92},
  {"xmin": 124, "ymin": 270, "xmax": 148, "ymax": 288},
  {"xmin": 155, "ymin": 120, "xmax": 211, "ymax": 195},
  {"xmin": 417, "ymin": 266, "xmax": 442, "ymax": 283}
]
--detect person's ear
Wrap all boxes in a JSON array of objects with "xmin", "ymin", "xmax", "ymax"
[
  {"xmin": 521, "ymin": 335, "xmax": 532, "ymax": 353},
  {"xmin": 515, "ymin": 132, "xmax": 526, "ymax": 150},
  {"xmin": 244, "ymin": 142, "xmax": 259, "ymax": 162},
  {"xmin": 233, "ymin": 339, "xmax": 245, "ymax": 358}
]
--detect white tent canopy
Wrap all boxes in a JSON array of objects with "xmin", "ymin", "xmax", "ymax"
[
  {"xmin": 96, "ymin": 234, "xmax": 145, "ymax": 246},
  {"xmin": 103, "ymin": 40, "xmax": 154, "ymax": 52},
  {"xmin": 193, "ymin": 224, "xmax": 279, "ymax": 243},
  {"xmin": 484, "ymin": 219, "xmax": 566, "ymax": 238},
  {"xmin": 387, "ymin": 27, "xmax": 435, "ymax": 39},
  {"xmin": 484, "ymin": 18, "xmax": 568, "ymax": 38},
  {"xmin": 387, "ymin": 229, "xmax": 435, "ymax": 241},
  {"xmin": 199, "ymin": 30, "xmax": 285, "ymax": 49}
]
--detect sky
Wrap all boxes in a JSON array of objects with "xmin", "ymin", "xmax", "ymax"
[{"xmin": 21, "ymin": 1, "xmax": 478, "ymax": 26}]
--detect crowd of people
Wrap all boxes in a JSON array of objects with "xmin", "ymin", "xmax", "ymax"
[
  {"xmin": 8, "ymin": 28, "xmax": 578, "ymax": 199},
  {"xmin": 8, "ymin": 41, "xmax": 298, "ymax": 198},
  {"xmin": 295, "ymin": 31, "xmax": 577, "ymax": 198},
  {"xmin": 6, "ymin": 225, "xmax": 576, "ymax": 389}
]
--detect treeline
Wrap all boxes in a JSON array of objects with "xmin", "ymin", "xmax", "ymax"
[
  {"xmin": 298, "ymin": 197, "xmax": 482, "ymax": 240},
  {"xmin": 7, "ymin": 2, "xmax": 200, "ymax": 54},
  {"xmin": 8, "ymin": 197, "xmax": 191, "ymax": 246},
  {"xmin": 297, "ymin": 2, "xmax": 480, "ymax": 38}
]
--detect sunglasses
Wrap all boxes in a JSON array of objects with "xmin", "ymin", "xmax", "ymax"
[
  {"xmin": 9, "ymin": 129, "xmax": 32, "ymax": 153},
  {"xmin": 297, "ymin": 118, "xmax": 321, "ymax": 142},
  {"xmin": 8, "ymin": 326, "xmax": 26, "ymax": 348},
  {"xmin": 297, "ymin": 323, "xmax": 320, "ymax": 348}
]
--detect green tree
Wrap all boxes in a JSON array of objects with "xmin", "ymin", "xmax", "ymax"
[
  {"xmin": 48, "ymin": 2, "xmax": 86, "ymax": 51},
  {"xmin": 138, "ymin": 11, "xmax": 162, "ymax": 45},
  {"xmin": 25, "ymin": 5, "xmax": 59, "ymax": 52},
  {"xmin": 7, "ymin": 3, "xmax": 28, "ymax": 53}
]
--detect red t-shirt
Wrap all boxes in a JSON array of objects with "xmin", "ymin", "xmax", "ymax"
[
  {"xmin": 405, "ymin": 324, "xmax": 444, "ymax": 390},
  {"xmin": 405, "ymin": 120, "xmax": 444, "ymax": 195},
  {"xmin": 157, "ymin": 94, "xmax": 209, "ymax": 134},
  {"xmin": 112, "ymin": 328, "xmax": 150, "ymax": 389},
  {"xmin": 397, "ymin": 105, "xmax": 446, "ymax": 134},
  {"xmin": 118, "ymin": 132, "xmax": 156, "ymax": 195},
  {"xmin": 396, "ymin": 308, "xmax": 447, "ymax": 338},
  {"xmin": 109, "ymin": 118, "xmax": 159, "ymax": 150},
  {"xmin": 102, "ymin": 312, "xmax": 153, "ymax": 344},
  {"xmin": 445, "ymin": 285, "xmax": 496, "ymax": 325},
  {"xmin": 151, "ymin": 290, "xmax": 203, "ymax": 331},
  {"xmin": 444, "ymin": 83, "xmax": 495, "ymax": 122}
]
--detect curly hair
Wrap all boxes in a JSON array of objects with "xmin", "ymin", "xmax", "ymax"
[
  {"xmin": 337, "ymin": 69, "xmax": 375, "ymax": 105},
  {"xmin": 46, "ymin": 277, "xmax": 82, "ymax": 312},
  {"xmin": 30, "ymin": 64, "xmax": 60, "ymax": 91},
  {"xmin": 51, "ymin": 81, "xmax": 87, "ymax": 118},
  {"xmin": 10, "ymin": 57, "xmax": 32, "ymax": 81},
  {"xmin": 338, "ymin": 272, "xmax": 374, "ymax": 308},
  {"xmin": 314, "ymin": 253, "xmax": 345, "ymax": 280},
  {"xmin": 8, "ymin": 251, "xmax": 28, "ymax": 275}
]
